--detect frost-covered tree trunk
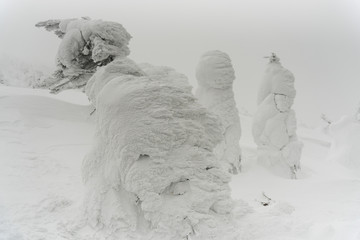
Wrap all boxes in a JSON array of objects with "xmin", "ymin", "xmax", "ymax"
[
  {"xmin": 82, "ymin": 73, "xmax": 238, "ymax": 239},
  {"xmin": 252, "ymin": 53, "xmax": 303, "ymax": 178},
  {"xmin": 36, "ymin": 17, "xmax": 131, "ymax": 93},
  {"xmin": 195, "ymin": 50, "xmax": 241, "ymax": 174}
]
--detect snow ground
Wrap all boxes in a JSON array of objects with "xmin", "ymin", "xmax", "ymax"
[{"xmin": 0, "ymin": 85, "xmax": 359, "ymax": 240}]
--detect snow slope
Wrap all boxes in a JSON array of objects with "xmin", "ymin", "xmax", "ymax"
[{"xmin": 0, "ymin": 85, "xmax": 360, "ymax": 240}]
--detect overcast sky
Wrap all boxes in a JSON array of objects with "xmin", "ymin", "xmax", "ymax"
[{"xmin": 1, "ymin": 0, "xmax": 359, "ymax": 126}]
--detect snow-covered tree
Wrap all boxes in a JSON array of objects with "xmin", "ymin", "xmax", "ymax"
[
  {"xmin": 252, "ymin": 53, "xmax": 303, "ymax": 178},
  {"xmin": 82, "ymin": 73, "xmax": 238, "ymax": 239},
  {"xmin": 36, "ymin": 17, "xmax": 131, "ymax": 93},
  {"xmin": 195, "ymin": 50, "xmax": 241, "ymax": 174},
  {"xmin": 74, "ymin": 19, "xmax": 239, "ymax": 239}
]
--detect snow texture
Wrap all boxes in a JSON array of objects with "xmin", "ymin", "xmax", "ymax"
[
  {"xmin": 252, "ymin": 54, "xmax": 303, "ymax": 178},
  {"xmin": 82, "ymin": 74, "xmax": 238, "ymax": 239},
  {"xmin": 85, "ymin": 57, "xmax": 145, "ymax": 105},
  {"xmin": 195, "ymin": 50, "xmax": 241, "ymax": 174},
  {"xmin": 85, "ymin": 59, "xmax": 192, "ymax": 107},
  {"xmin": 36, "ymin": 18, "xmax": 132, "ymax": 93}
]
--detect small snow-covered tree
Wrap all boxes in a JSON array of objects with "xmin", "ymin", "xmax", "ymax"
[
  {"xmin": 195, "ymin": 50, "xmax": 242, "ymax": 174},
  {"xmin": 36, "ymin": 17, "xmax": 131, "ymax": 93},
  {"xmin": 252, "ymin": 53, "xmax": 303, "ymax": 178}
]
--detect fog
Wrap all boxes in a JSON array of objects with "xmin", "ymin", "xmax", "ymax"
[{"xmin": 1, "ymin": 0, "xmax": 359, "ymax": 126}]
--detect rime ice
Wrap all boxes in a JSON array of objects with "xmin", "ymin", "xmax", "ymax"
[
  {"xmin": 80, "ymin": 24, "xmax": 237, "ymax": 239},
  {"xmin": 195, "ymin": 50, "xmax": 242, "ymax": 174},
  {"xmin": 252, "ymin": 53, "xmax": 303, "ymax": 178},
  {"xmin": 36, "ymin": 18, "xmax": 132, "ymax": 93}
]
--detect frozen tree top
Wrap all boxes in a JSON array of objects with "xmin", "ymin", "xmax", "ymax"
[
  {"xmin": 36, "ymin": 17, "xmax": 132, "ymax": 92},
  {"xmin": 264, "ymin": 53, "xmax": 281, "ymax": 64},
  {"xmin": 257, "ymin": 54, "xmax": 296, "ymax": 105},
  {"xmin": 196, "ymin": 50, "xmax": 235, "ymax": 89}
]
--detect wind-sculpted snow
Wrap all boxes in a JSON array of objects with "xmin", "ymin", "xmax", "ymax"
[
  {"xmin": 82, "ymin": 75, "xmax": 238, "ymax": 239},
  {"xmin": 252, "ymin": 54, "xmax": 302, "ymax": 178},
  {"xmin": 36, "ymin": 18, "xmax": 132, "ymax": 93},
  {"xmin": 195, "ymin": 50, "xmax": 241, "ymax": 174}
]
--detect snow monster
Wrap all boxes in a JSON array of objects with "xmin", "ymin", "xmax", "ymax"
[
  {"xmin": 82, "ymin": 73, "xmax": 238, "ymax": 239},
  {"xmin": 252, "ymin": 53, "xmax": 303, "ymax": 179},
  {"xmin": 195, "ymin": 50, "xmax": 242, "ymax": 174}
]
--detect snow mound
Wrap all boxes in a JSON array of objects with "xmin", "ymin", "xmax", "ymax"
[
  {"xmin": 195, "ymin": 50, "xmax": 241, "ymax": 174},
  {"xmin": 82, "ymin": 75, "xmax": 238, "ymax": 239}
]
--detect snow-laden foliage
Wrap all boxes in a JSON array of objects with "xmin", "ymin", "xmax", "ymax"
[
  {"xmin": 328, "ymin": 109, "xmax": 360, "ymax": 173},
  {"xmin": 252, "ymin": 54, "xmax": 303, "ymax": 178},
  {"xmin": 36, "ymin": 18, "xmax": 131, "ymax": 93},
  {"xmin": 195, "ymin": 50, "xmax": 241, "ymax": 174},
  {"xmin": 82, "ymin": 74, "xmax": 238, "ymax": 239},
  {"xmin": 0, "ymin": 55, "xmax": 53, "ymax": 88}
]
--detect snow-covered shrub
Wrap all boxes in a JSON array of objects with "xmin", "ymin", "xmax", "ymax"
[
  {"xmin": 82, "ymin": 74, "xmax": 238, "ymax": 239},
  {"xmin": 252, "ymin": 54, "xmax": 302, "ymax": 178},
  {"xmin": 36, "ymin": 17, "xmax": 131, "ymax": 93},
  {"xmin": 0, "ymin": 55, "xmax": 53, "ymax": 88},
  {"xmin": 195, "ymin": 50, "xmax": 241, "ymax": 174}
]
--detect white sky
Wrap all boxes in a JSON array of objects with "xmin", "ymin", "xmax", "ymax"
[{"xmin": 1, "ymin": 0, "xmax": 360, "ymax": 126}]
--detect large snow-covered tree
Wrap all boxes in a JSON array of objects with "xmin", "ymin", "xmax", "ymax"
[
  {"xmin": 67, "ymin": 18, "xmax": 239, "ymax": 239},
  {"xmin": 252, "ymin": 53, "xmax": 303, "ymax": 178},
  {"xmin": 36, "ymin": 17, "xmax": 131, "ymax": 93},
  {"xmin": 83, "ymin": 73, "xmax": 238, "ymax": 239},
  {"xmin": 195, "ymin": 50, "xmax": 242, "ymax": 174}
]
